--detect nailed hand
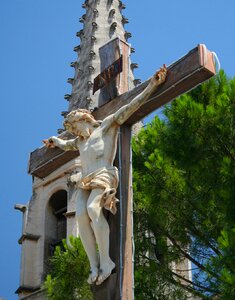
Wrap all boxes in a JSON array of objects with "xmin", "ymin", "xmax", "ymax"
[
  {"xmin": 152, "ymin": 64, "xmax": 167, "ymax": 86},
  {"xmin": 43, "ymin": 139, "xmax": 55, "ymax": 148}
]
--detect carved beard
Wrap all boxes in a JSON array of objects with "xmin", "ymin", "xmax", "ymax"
[{"xmin": 74, "ymin": 121, "xmax": 92, "ymax": 138}]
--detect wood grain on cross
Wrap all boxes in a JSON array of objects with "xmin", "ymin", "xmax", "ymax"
[{"xmin": 28, "ymin": 38, "xmax": 216, "ymax": 300}]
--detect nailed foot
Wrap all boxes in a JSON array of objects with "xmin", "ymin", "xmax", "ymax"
[
  {"xmin": 87, "ymin": 267, "xmax": 99, "ymax": 284},
  {"xmin": 96, "ymin": 260, "xmax": 115, "ymax": 285}
]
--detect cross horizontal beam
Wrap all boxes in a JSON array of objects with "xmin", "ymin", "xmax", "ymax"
[
  {"xmin": 28, "ymin": 44, "xmax": 216, "ymax": 178},
  {"xmin": 93, "ymin": 44, "xmax": 216, "ymax": 124}
]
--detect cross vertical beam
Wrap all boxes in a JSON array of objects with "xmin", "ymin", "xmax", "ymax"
[
  {"xmin": 118, "ymin": 124, "xmax": 133, "ymax": 299},
  {"xmin": 91, "ymin": 38, "xmax": 134, "ymax": 299},
  {"xmin": 92, "ymin": 124, "xmax": 133, "ymax": 300}
]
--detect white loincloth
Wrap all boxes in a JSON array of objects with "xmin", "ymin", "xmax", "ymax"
[{"xmin": 79, "ymin": 166, "xmax": 119, "ymax": 215}]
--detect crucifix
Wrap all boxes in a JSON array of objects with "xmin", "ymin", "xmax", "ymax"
[{"xmin": 42, "ymin": 37, "xmax": 217, "ymax": 299}]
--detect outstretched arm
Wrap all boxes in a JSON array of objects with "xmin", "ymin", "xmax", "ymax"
[
  {"xmin": 114, "ymin": 65, "xmax": 167, "ymax": 125},
  {"xmin": 43, "ymin": 136, "xmax": 78, "ymax": 151}
]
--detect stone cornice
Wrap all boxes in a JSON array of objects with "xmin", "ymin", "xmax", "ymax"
[
  {"xmin": 15, "ymin": 285, "xmax": 41, "ymax": 294},
  {"xmin": 64, "ymin": 210, "xmax": 76, "ymax": 218},
  {"xmin": 18, "ymin": 233, "xmax": 41, "ymax": 245}
]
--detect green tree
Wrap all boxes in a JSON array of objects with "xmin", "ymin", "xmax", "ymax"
[
  {"xmin": 44, "ymin": 236, "xmax": 92, "ymax": 300},
  {"xmin": 133, "ymin": 71, "xmax": 235, "ymax": 299}
]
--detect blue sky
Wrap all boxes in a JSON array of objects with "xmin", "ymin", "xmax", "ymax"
[{"xmin": 0, "ymin": 1, "xmax": 235, "ymax": 299}]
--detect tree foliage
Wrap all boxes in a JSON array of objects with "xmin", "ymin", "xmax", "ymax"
[
  {"xmin": 44, "ymin": 236, "xmax": 92, "ymax": 300},
  {"xmin": 133, "ymin": 71, "xmax": 235, "ymax": 299}
]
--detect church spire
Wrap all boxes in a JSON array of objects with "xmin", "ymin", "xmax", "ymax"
[{"xmin": 65, "ymin": 0, "xmax": 137, "ymax": 112}]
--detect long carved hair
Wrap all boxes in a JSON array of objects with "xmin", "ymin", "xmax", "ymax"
[{"xmin": 64, "ymin": 109, "xmax": 100, "ymax": 129}]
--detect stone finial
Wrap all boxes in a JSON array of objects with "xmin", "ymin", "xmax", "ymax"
[
  {"xmin": 15, "ymin": 204, "xmax": 27, "ymax": 212},
  {"xmin": 124, "ymin": 31, "xmax": 132, "ymax": 40},
  {"xmin": 73, "ymin": 45, "xmax": 81, "ymax": 53},
  {"xmin": 89, "ymin": 50, "xmax": 96, "ymax": 59},
  {"xmin": 91, "ymin": 36, "xmax": 97, "ymax": 43},
  {"xmin": 109, "ymin": 9, "xmax": 116, "ymax": 18},
  {"xmin": 88, "ymin": 66, "xmax": 95, "ymax": 73},
  {"xmin": 64, "ymin": 94, "xmax": 71, "ymax": 101},
  {"xmin": 133, "ymin": 79, "xmax": 142, "ymax": 86},
  {"xmin": 67, "ymin": 78, "xmax": 74, "ymax": 84},
  {"xmin": 93, "ymin": 9, "xmax": 99, "ymax": 17},
  {"xmin": 131, "ymin": 63, "xmax": 139, "ymax": 70},
  {"xmin": 57, "ymin": 128, "xmax": 65, "ymax": 134},
  {"xmin": 79, "ymin": 14, "xmax": 86, "ymax": 23},
  {"xmin": 119, "ymin": 1, "xmax": 126, "ymax": 10},
  {"xmin": 70, "ymin": 61, "xmax": 78, "ymax": 68},
  {"xmin": 87, "ymin": 81, "xmax": 93, "ymax": 90},
  {"xmin": 92, "ymin": 22, "xmax": 98, "ymax": 30},
  {"xmin": 61, "ymin": 111, "xmax": 69, "ymax": 117},
  {"xmin": 110, "ymin": 22, "xmax": 117, "ymax": 34},
  {"xmin": 76, "ymin": 30, "xmax": 84, "ymax": 38},
  {"xmin": 122, "ymin": 16, "xmax": 129, "ymax": 24}
]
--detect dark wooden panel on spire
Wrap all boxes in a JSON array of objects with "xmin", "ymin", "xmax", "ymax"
[
  {"xmin": 93, "ymin": 56, "xmax": 123, "ymax": 94},
  {"xmin": 98, "ymin": 38, "xmax": 132, "ymax": 106},
  {"xmin": 28, "ymin": 44, "xmax": 216, "ymax": 178}
]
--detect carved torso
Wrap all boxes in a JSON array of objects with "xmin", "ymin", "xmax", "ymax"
[{"xmin": 77, "ymin": 115, "xmax": 119, "ymax": 177}]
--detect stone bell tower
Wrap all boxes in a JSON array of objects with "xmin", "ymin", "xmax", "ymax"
[{"xmin": 15, "ymin": 1, "xmax": 137, "ymax": 299}]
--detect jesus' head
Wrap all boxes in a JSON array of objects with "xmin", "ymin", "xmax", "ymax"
[{"xmin": 63, "ymin": 109, "xmax": 100, "ymax": 138}]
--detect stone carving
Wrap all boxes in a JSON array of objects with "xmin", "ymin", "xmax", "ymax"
[{"xmin": 43, "ymin": 66, "xmax": 167, "ymax": 285}]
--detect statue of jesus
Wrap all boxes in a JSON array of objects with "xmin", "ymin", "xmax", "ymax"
[{"xmin": 43, "ymin": 65, "xmax": 167, "ymax": 285}]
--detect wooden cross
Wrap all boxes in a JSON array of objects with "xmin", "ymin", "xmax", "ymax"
[
  {"xmin": 28, "ymin": 38, "xmax": 216, "ymax": 300},
  {"xmin": 91, "ymin": 39, "xmax": 216, "ymax": 300}
]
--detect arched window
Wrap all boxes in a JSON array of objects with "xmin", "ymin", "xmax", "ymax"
[{"xmin": 44, "ymin": 190, "xmax": 67, "ymax": 275}]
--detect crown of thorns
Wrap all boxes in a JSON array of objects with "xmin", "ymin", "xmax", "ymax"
[{"xmin": 64, "ymin": 109, "xmax": 100, "ymax": 126}]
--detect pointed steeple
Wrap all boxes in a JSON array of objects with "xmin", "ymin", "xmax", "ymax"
[{"xmin": 65, "ymin": 0, "xmax": 138, "ymax": 112}]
